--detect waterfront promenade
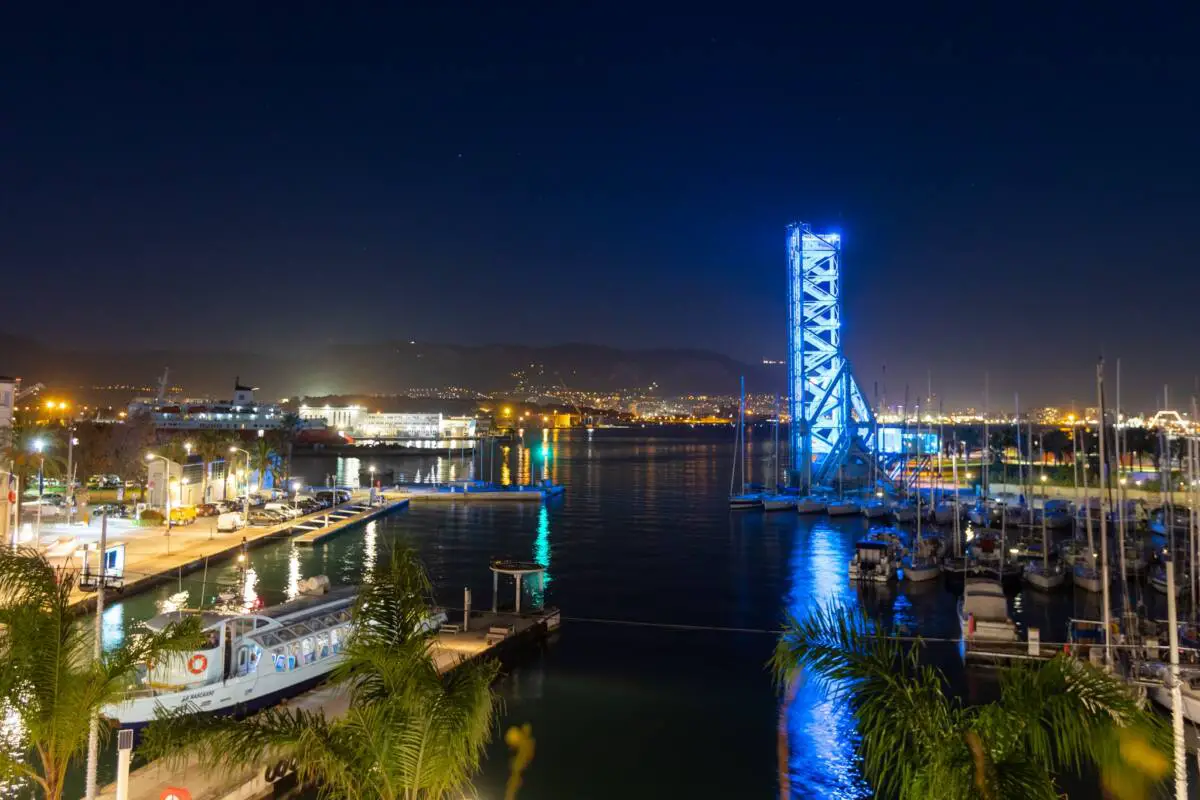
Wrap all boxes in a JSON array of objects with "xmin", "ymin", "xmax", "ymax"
[{"xmin": 19, "ymin": 491, "xmax": 409, "ymax": 610}]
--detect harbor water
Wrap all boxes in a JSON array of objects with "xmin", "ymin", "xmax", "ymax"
[{"xmin": 9, "ymin": 426, "xmax": 1198, "ymax": 798}]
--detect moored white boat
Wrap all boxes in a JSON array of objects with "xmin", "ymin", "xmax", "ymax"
[
  {"xmin": 958, "ymin": 578, "xmax": 1018, "ymax": 642},
  {"xmin": 761, "ymin": 494, "xmax": 795, "ymax": 512},
  {"xmin": 103, "ymin": 588, "xmax": 381, "ymax": 727},
  {"xmin": 795, "ymin": 496, "xmax": 827, "ymax": 514},
  {"xmin": 729, "ymin": 493, "xmax": 763, "ymax": 509},
  {"xmin": 848, "ymin": 540, "xmax": 898, "ymax": 583},
  {"xmin": 861, "ymin": 499, "xmax": 888, "ymax": 518},
  {"xmin": 1150, "ymin": 677, "xmax": 1200, "ymax": 725},
  {"xmin": 1072, "ymin": 563, "xmax": 1103, "ymax": 594},
  {"xmin": 1023, "ymin": 560, "xmax": 1066, "ymax": 591},
  {"xmin": 827, "ymin": 500, "xmax": 861, "ymax": 516},
  {"xmin": 933, "ymin": 501, "xmax": 959, "ymax": 525}
]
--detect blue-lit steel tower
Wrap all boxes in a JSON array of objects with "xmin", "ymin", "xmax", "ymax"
[{"xmin": 787, "ymin": 223, "xmax": 877, "ymax": 492}]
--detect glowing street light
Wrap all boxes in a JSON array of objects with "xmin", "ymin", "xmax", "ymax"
[{"xmin": 230, "ymin": 445, "xmax": 251, "ymax": 527}]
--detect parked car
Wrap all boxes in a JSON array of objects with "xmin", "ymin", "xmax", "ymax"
[
  {"xmin": 264, "ymin": 502, "xmax": 299, "ymax": 519},
  {"xmin": 216, "ymin": 512, "xmax": 244, "ymax": 532},
  {"xmin": 90, "ymin": 503, "xmax": 131, "ymax": 519},
  {"xmin": 196, "ymin": 503, "xmax": 221, "ymax": 517},
  {"xmin": 169, "ymin": 505, "xmax": 197, "ymax": 525},
  {"xmin": 247, "ymin": 510, "xmax": 278, "ymax": 526}
]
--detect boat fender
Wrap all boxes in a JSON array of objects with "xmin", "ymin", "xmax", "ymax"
[{"xmin": 187, "ymin": 654, "xmax": 208, "ymax": 674}]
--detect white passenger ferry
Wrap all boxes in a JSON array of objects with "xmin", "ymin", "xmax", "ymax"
[{"xmin": 104, "ymin": 588, "xmax": 361, "ymax": 727}]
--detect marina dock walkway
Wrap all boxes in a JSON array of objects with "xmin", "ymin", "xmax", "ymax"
[
  {"xmin": 292, "ymin": 496, "xmax": 409, "ymax": 545},
  {"xmin": 56, "ymin": 493, "xmax": 409, "ymax": 610},
  {"xmin": 97, "ymin": 608, "xmax": 560, "ymax": 800}
]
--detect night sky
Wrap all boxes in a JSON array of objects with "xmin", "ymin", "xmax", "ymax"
[{"xmin": 3, "ymin": 7, "xmax": 1198, "ymax": 408}]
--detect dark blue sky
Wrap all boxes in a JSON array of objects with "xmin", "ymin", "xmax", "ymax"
[{"xmin": 2, "ymin": 6, "xmax": 1198, "ymax": 407}]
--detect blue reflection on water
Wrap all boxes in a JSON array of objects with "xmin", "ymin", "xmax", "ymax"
[{"xmin": 784, "ymin": 520, "xmax": 871, "ymax": 798}]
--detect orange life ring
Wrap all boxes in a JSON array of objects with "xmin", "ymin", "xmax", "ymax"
[{"xmin": 187, "ymin": 654, "xmax": 208, "ymax": 675}]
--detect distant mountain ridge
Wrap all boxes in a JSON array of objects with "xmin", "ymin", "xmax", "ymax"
[{"xmin": 0, "ymin": 335, "xmax": 782, "ymax": 399}]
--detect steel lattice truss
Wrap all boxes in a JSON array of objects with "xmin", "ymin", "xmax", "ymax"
[{"xmin": 786, "ymin": 223, "xmax": 877, "ymax": 491}]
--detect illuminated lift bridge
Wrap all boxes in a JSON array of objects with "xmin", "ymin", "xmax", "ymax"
[{"xmin": 786, "ymin": 223, "xmax": 881, "ymax": 493}]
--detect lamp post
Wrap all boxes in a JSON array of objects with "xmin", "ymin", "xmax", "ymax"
[
  {"xmin": 145, "ymin": 453, "xmax": 175, "ymax": 553},
  {"xmin": 291, "ymin": 480, "xmax": 301, "ymax": 515},
  {"xmin": 230, "ymin": 446, "xmax": 251, "ymax": 527},
  {"xmin": 66, "ymin": 430, "xmax": 78, "ymax": 525},
  {"xmin": 32, "ymin": 439, "xmax": 45, "ymax": 541}
]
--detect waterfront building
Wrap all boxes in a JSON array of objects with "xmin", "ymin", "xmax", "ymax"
[{"xmin": 298, "ymin": 404, "xmax": 478, "ymax": 438}]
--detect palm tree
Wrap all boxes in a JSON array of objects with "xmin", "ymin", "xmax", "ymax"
[
  {"xmin": 141, "ymin": 548, "xmax": 502, "ymax": 800},
  {"xmin": 277, "ymin": 411, "xmax": 303, "ymax": 485},
  {"xmin": 250, "ymin": 438, "xmax": 280, "ymax": 490},
  {"xmin": 770, "ymin": 602, "xmax": 1170, "ymax": 799},
  {"xmin": 193, "ymin": 430, "xmax": 235, "ymax": 503},
  {"xmin": 0, "ymin": 548, "xmax": 203, "ymax": 800}
]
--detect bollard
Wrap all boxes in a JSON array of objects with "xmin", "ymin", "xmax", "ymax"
[
  {"xmin": 1027, "ymin": 627, "xmax": 1040, "ymax": 657},
  {"xmin": 116, "ymin": 729, "xmax": 133, "ymax": 800},
  {"xmin": 464, "ymin": 587, "xmax": 472, "ymax": 632}
]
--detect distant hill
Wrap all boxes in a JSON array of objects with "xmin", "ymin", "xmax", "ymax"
[{"xmin": 0, "ymin": 336, "xmax": 782, "ymax": 399}]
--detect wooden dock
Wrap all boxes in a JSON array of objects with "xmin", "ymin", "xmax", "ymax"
[
  {"xmin": 96, "ymin": 607, "xmax": 560, "ymax": 800},
  {"xmin": 292, "ymin": 497, "xmax": 410, "ymax": 545}
]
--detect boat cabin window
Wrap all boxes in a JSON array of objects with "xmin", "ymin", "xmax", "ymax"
[
  {"xmin": 256, "ymin": 618, "xmax": 271, "ymax": 628},
  {"xmin": 302, "ymin": 637, "xmax": 315, "ymax": 665},
  {"xmin": 287, "ymin": 642, "xmax": 301, "ymax": 670},
  {"xmin": 272, "ymin": 647, "xmax": 286, "ymax": 672},
  {"xmin": 317, "ymin": 632, "xmax": 330, "ymax": 659},
  {"xmin": 203, "ymin": 628, "xmax": 220, "ymax": 649},
  {"xmin": 331, "ymin": 627, "xmax": 343, "ymax": 653}
]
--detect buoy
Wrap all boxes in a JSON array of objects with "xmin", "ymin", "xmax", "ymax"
[{"xmin": 187, "ymin": 654, "xmax": 208, "ymax": 674}]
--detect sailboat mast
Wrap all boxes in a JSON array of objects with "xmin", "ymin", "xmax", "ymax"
[
  {"xmin": 773, "ymin": 394, "xmax": 780, "ymax": 491},
  {"xmin": 937, "ymin": 398, "xmax": 944, "ymax": 512},
  {"xmin": 1096, "ymin": 359, "xmax": 1112, "ymax": 666},
  {"xmin": 740, "ymin": 376, "xmax": 747, "ymax": 494},
  {"xmin": 1014, "ymin": 394, "xmax": 1023, "ymax": 513},
  {"xmin": 1116, "ymin": 359, "xmax": 1130, "ymax": 613},
  {"xmin": 983, "ymin": 372, "xmax": 990, "ymax": 500}
]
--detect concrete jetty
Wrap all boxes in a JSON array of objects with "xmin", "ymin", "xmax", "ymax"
[
  {"xmin": 292, "ymin": 497, "xmax": 409, "ymax": 545},
  {"xmin": 65, "ymin": 493, "xmax": 408, "ymax": 610}
]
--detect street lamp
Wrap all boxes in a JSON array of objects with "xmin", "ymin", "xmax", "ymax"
[
  {"xmin": 230, "ymin": 446, "xmax": 251, "ymax": 528},
  {"xmin": 32, "ymin": 439, "xmax": 45, "ymax": 540},
  {"xmin": 145, "ymin": 453, "xmax": 174, "ymax": 553},
  {"xmin": 291, "ymin": 480, "xmax": 301, "ymax": 514},
  {"xmin": 65, "ymin": 432, "xmax": 79, "ymax": 526}
]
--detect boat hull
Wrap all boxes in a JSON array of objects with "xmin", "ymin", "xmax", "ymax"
[
  {"xmin": 1151, "ymin": 686, "xmax": 1200, "ymax": 725},
  {"xmin": 103, "ymin": 658, "xmax": 341, "ymax": 729},
  {"xmin": 827, "ymin": 503, "xmax": 861, "ymax": 516},
  {"xmin": 1023, "ymin": 566, "xmax": 1066, "ymax": 591},
  {"xmin": 795, "ymin": 500, "xmax": 826, "ymax": 514},
  {"xmin": 762, "ymin": 498, "xmax": 795, "ymax": 512},
  {"xmin": 904, "ymin": 562, "xmax": 941, "ymax": 582}
]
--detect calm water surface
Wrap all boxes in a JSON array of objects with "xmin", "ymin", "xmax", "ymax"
[{"xmin": 25, "ymin": 428, "xmax": 1195, "ymax": 798}]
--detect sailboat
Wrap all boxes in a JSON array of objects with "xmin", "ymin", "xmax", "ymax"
[
  {"xmin": 1023, "ymin": 476, "xmax": 1065, "ymax": 590},
  {"xmin": 826, "ymin": 465, "xmax": 861, "ymax": 515},
  {"xmin": 1073, "ymin": 424, "xmax": 1104, "ymax": 594},
  {"xmin": 729, "ymin": 376, "xmax": 762, "ymax": 509},
  {"xmin": 760, "ymin": 395, "xmax": 795, "ymax": 512}
]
